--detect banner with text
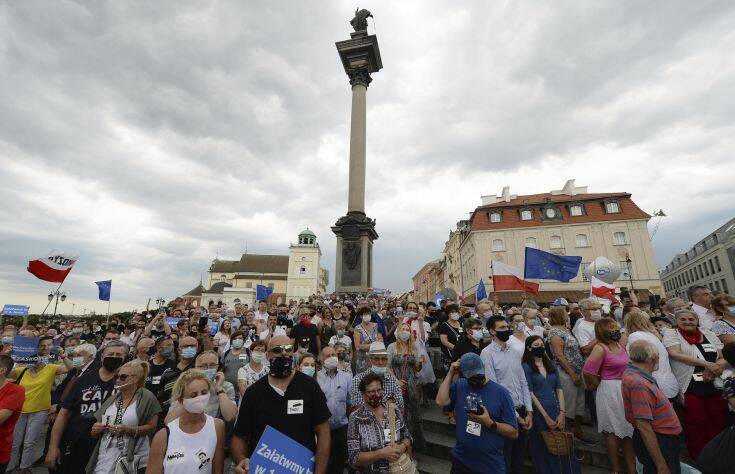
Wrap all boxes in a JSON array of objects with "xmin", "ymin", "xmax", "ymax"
[
  {"xmin": 250, "ymin": 425, "xmax": 315, "ymax": 474},
  {"xmin": 1, "ymin": 305, "xmax": 29, "ymax": 316},
  {"xmin": 11, "ymin": 336, "xmax": 39, "ymax": 363}
]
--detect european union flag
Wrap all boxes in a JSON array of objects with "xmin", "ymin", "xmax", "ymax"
[
  {"xmin": 95, "ymin": 280, "xmax": 112, "ymax": 301},
  {"xmin": 256, "ymin": 284, "xmax": 273, "ymax": 301},
  {"xmin": 476, "ymin": 278, "xmax": 487, "ymax": 301},
  {"xmin": 524, "ymin": 247, "xmax": 582, "ymax": 282}
]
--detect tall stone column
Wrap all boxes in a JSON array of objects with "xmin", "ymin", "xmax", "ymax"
[{"xmin": 332, "ymin": 23, "xmax": 382, "ymax": 294}]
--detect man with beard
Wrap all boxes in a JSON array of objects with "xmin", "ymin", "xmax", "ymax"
[
  {"xmin": 436, "ymin": 353, "xmax": 518, "ymax": 474},
  {"xmin": 231, "ymin": 335, "xmax": 331, "ymax": 474}
]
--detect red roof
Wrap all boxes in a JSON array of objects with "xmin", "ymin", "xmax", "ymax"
[{"xmin": 470, "ymin": 192, "xmax": 650, "ymax": 231}]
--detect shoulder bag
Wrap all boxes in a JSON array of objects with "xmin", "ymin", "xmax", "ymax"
[{"xmin": 387, "ymin": 401, "xmax": 417, "ymax": 474}]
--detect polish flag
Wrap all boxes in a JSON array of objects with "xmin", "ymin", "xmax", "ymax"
[
  {"xmin": 27, "ymin": 251, "xmax": 78, "ymax": 283},
  {"xmin": 591, "ymin": 277, "xmax": 618, "ymax": 302},
  {"xmin": 491, "ymin": 261, "xmax": 540, "ymax": 294}
]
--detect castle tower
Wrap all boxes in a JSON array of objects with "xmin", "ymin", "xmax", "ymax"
[{"xmin": 287, "ymin": 229, "xmax": 323, "ymax": 300}]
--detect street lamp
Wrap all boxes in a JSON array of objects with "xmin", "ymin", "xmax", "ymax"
[
  {"xmin": 48, "ymin": 290, "xmax": 67, "ymax": 317},
  {"xmin": 625, "ymin": 256, "xmax": 635, "ymax": 291}
]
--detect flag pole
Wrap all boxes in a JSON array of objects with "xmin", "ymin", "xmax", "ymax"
[{"xmin": 106, "ymin": 299, "xmax": 111, "ymax": 326}]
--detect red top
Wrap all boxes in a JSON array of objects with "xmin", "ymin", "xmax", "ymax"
[{"xmin": 0, "ymin": 382, "xmax": 26, "ymax": 463}]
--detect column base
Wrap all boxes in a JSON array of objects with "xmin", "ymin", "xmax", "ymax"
[{"xmin": 332, "ymin": 213, "xmax": 378, "ymax": 294}]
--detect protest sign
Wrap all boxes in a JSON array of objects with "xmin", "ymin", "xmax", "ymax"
[
  {"xmin": 11, "ymin": 336, "xmax": 39, "ymax": 363},
  {"xmin": 250, "ymin": 426, "xmax": 315, "ymax": 474},
  {"xmin": 166, "ymin": 317, "xmax": 184, "ymax": 327},
  {"xmin": 1, "ymin": 305, "xmax": 29, "ymax": 316}
]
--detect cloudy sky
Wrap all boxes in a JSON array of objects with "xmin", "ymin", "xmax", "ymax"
[{"xmin": 2, "ymin": 0, "xmax": 734, "ymax": 314}]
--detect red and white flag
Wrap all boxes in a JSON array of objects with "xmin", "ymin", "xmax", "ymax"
[
  {"xmin": 27, "ymin": 251, "xmax": 78, "ymax": 283},
  {"xmin": 591, "ymin": 277, "xmax": 618, "ymax": 302},
  {"xmin": 491, "ymin": 261, "xmax": 540, "ymax": 295}
]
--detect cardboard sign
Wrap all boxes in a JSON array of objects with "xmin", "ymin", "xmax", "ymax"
[
  {"xmin": 250, "ymin": 425, "xmax": 315, "ymax": 474},
  {"xmin": 11, "ymin": 336, "xmax": 39, "ymax": 363}
]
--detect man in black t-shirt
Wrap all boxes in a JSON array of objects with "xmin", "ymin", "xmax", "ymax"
[
  {"xmin": 145, "ymin": 336, "xmax": 176, "ymax": 393},
  {"xmin": 231, "ymin": 335, "xmax": 330, "ymax": 474},
  {"xmin": 290, "ymin": 312, "xmax": 320, "ymax": 355}
]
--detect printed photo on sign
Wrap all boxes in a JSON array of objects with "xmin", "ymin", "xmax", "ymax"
[{"xmin": 195, "ymin": 448, "xmax": 211, "ymax": 470}]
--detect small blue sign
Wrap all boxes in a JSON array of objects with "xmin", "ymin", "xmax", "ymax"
[
  {"xmin": 166, "ymin": 317, "xmax": 184, "ymax": 327},
  {"xmin": 1, "ymin": 305, "xmax": 29, "ymax": 316},
  {"xmin": 11, "ymin": 336, "xmax": 39, "ymax": 363},
  {"xmin": 250, "ymin": 425, "xmax": 315, "ymax": 474}
]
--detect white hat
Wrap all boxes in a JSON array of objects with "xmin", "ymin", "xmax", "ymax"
[{"xmin": 368, "ymin": 341, "xmax": 387, "ymax": 355}]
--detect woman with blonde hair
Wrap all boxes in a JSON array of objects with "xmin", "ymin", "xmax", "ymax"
[
  {"xmin": 147, "ymin": 369, "xmax": 225, "ymax": 474},
  {"xmin": 86, "ymin": 359, "xmax": 161, "ymax": 473},
  {"xmin": 625, "ymin": 309, "xmax": 679, "ymax": 402},
  {"xmin": 386, "ymin": 322, "xmax": 426, "ymax": 452}
]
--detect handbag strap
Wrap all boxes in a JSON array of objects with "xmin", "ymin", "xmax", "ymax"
[{"xmin": 387, "ymin": 400, "xmax": 396, "ymax": 444}]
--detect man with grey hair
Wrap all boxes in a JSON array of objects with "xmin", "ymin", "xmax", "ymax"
[
  {"xmin": 573, "ymin": 298, "xmax": 602, "ymax": 356},
  {"xmin": 521, "ymin": 308, "xmax": 544, "ymax": 338},
  {"xmin": 621, "ymin": 340, "xmax": 682, "ymax": 474},
  {"xmin": 662, "ymin": 297, "xmax": 687, "ymax": 327}
]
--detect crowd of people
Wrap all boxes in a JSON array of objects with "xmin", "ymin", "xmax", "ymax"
[{"xmin": 0, "ymin": 284, "xmax": 732, "ymax": 473}]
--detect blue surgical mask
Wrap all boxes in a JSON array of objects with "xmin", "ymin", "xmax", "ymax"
[
  {"xmin": 729, "ymin": 306, "xmax": 735, "ymax": 317},
  {"xmin": 231, "ymin": 339, "xmax": 244, "ymax": 349},
  {"xmin": 203, "ymin": 368, "xmax": 217, "ymax": 381},
  {"xmin": 72, "ymin": 356, "xmax": 85, "ymax": 368},
  {"xmin": 2, "ymin": 336, "xmax": 12, "ymax": 345},
  {"xmin": 181, "ymin": 347, "xmax": 197, "ymax": 359},
  {"xmin": 301, "ymin": 366, "xmax": 315, "ymax": 377},
  {"xmin": 65, "ymin": 347, "xmax": 75, "ymax": 356}
]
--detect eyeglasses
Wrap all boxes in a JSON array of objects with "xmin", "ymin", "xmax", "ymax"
[
  {"xmin": 270, "ymin": 344, "xmax": 294, "ymax": 354},
  {"xmin": 115, "ymin": 374, "xmax": 131, "ymax": 381}
]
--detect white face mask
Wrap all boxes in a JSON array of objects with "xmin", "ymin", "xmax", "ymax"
[
  {"xmin": 183, "ymin": 393, "xmax": 210, "ymax": 414},
  {"xmin": 613, "ymin": 307, "xmax": 623, "ymax": 319},
  {"xmin": 397, "ymin": 330, "xmax": 411, "ymax": 341},
  {"xmin": 515, "ymin": 322, "xmax": 526, "ymax": 332},
  {"xmin": 362, "ymin": 315, "xmax": 372, "ymax": 324},
  {"xmin": 471, "ymin": 330, "xmax": 483, "ymax": 342},
  {"xmin": 450, "ymin": 312, "xmax": 460, "ymax": 321},
  {"xmin": 323, "ymin": 356, "xmax": 339, "ymax": 370},
  {"xmin": 251, "ymin": 351, "xmax": 265, "ymax": 363},
  {"xmin": 589, "ymin": 310, "xmax": 602, "ymax": 321}
]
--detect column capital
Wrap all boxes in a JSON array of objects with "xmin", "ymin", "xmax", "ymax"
[{"xmin": 347, "ymin": 68, "xmax": 372, "ymax": 88}]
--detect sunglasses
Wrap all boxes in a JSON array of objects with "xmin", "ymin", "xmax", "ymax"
[{"xmin": 270, "ymin": 344, "xmax": 294, "ymax": 354}]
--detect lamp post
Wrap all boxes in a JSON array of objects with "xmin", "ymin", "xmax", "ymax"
[
  {"xmin": 71, "ymin": 303, "xmax": 75, "ymax": 317},
  {"xmin": 48, "ymin": 290, "xmax": 67, "ymax": 317},
  {"xmin": 625, "ymin": 256, "xmax": 635, "ymax": 291}
]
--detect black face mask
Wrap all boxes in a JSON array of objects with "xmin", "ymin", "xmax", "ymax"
[
  {"xmin": 269, "ymin": 356, "xmax": 293, "ymax": 378},
  {"xmin": 609, "ymin": 330, "xmax": 622, "ymax": 342},
  {"xmin": 494, "ymin": 329, "xmax": 511, "ymax": 342},
  {"xmin": 531, "ymin": 347, "xmax": 546, "ymax": 358},
  {"xmin": 102, "ymin": 356, "xmax": 124, "ymax": 372},
  {"xmin": 468, "ymin": 375, "xmax": 485, "ymax": 388}
]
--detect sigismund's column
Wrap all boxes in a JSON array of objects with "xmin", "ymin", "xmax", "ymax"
[{"xmin": 332, "ymin": 9, "xmax": 382, "ymax": 294}]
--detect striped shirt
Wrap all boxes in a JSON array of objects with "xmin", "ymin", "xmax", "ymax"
[{"xmin": 621, "ymin": 363, "xmax": 682, "ymax": 436}]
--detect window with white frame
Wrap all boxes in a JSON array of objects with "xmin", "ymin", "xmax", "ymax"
[
  {"xmin": 520, "ymin": 210, "xmax": 532, "ymax": 221},
  {"xmin": 525, "ymin": 237, "xmax": 537, "ymax": 248},
  {"xmin": 490, "ymin": 212, "xmax": 501, "ymax": 223},
  {"xmin": 492, "ymin": 239, "xmax": 505, "ymax": 251},
  {"xmin": 575, "ymin": 234, "xmax": 589, "ymax": 247},
  {"xmin": 613, "ymin": 232, "xmax": 627, "ymax": 245},
  {"xmin": 606, "ymin": 201, "xmax": 620, "ymax": 213},
  {"xmin": 570, "ymin": 205, "xmax": 583, "ymax": 216},
  {"xmin": 550, "ymin": 235, "xmax": 563, "ymax": 249}
]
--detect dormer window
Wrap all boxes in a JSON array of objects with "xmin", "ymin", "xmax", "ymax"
[
  {"xmin": 605, "ymin": 200, "xmax": 620, "ymax": 214},
  {"xmin": 489, "ymin": 212, "xmax": 502, "ymax": 223},
  {"xmin": 569, "ymin": 204, "xmax": 583, "ymax": 216},
  {"xmin": 520, "ymin": 210, "xmax": 533, "ymax": 221}
]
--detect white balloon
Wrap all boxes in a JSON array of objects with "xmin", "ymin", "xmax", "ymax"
[{"xmin": 583, "ymin": 256, "xmax": 621, "ymax": 284}]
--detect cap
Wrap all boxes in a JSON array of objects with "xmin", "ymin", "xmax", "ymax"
[
  {"xmin": 368, "ymin": 341, "xmax": 387, "ymax": 355},
  {"xmin": 460, "ymin": 353, "xmax": 485, "ymax": 379},
  {"xmin": 552, "ymin": 297, "xmax": 569, "ymax": 307}
]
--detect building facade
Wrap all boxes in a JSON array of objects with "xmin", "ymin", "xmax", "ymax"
[
  {"xmin": 440, "ymin": 220, "xmax": 470, "ymax": 297},
  {"xmin": 453, "ymin": 180, "xmax": 662, "ymax": 303},
  {"xmin": 187, "ymin": 230, "xmax": 329, "ymax": 308},
  {"xmin": 660, "ymin": 218, "xmax": 735, "ymax": 300},
  {"xmin": 412, "ymin": 260, "xmax": 443, "ymax": 304}
]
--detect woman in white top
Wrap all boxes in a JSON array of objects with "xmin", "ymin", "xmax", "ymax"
[
  {"xmin": 147, "ymin": 369, "xmax": 225, "ymax": 474},
  {"xmin": 237, "ymin": 339, "xmax": 269, "ymax": 396},
  {"xmin": 212, "ymin": 319, "xmax": 233, "ymax": 356},
  {"xmin": 624, "ymin": 310, "xmax": 680, "ymax": 401}
]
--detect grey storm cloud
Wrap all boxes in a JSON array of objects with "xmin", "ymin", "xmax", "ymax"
[{"xmin": 1, "ymin": 0, "xmax": 734, "ymax": 312}]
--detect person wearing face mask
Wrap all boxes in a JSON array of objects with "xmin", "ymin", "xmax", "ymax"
[
  {"xmin": 480, "ymin": 316, "xmax": 533, "ymax": 474},
  {"xmin": 436, "ymin": 353, "xmax": 518, "ymax": 473},
  {"xmin": 522, "ymin": 308, "xmax": 545, "ymax": 339},
  {"xmin": 347, "ymin": 373, "xmax": 414, "ymax": 473},
  {"xmin": 144, "ymin": 313, "xmax": 172, "ymax": 341},
  {"xmin": 439, "ymin": 304, "xmax": 464, "ymax": 374},
  {"xmin": 8, "ymin": 334, "xmax": 72, "ymax": 473},
  {"xmin": 572, "ymin": 298, "xmax": 602, "ymax": 356},
  {"xmin": 291, "ymin": 310, "xmax": 321, "ymax": 357},
  {"xmin": 297, "ymin": 353, "xmax": 317, "ymax": 378},
  {"xmin": 354, "ymin": 307, "xmax": 382, "ymax": 374},
  {"xmin": 333, "ymin": 342, "xmax": 352, "ymax": 374},
  {"xmin": 328, "ymin": 320, "xmax": 353, "ymax": 351},
  {"xmin": 47, "ymin": 340, "xmax": 127, "ymax": 472},
  {"xmin": 221, "ymin": 331, "xmax": 248, "ymax": 390},
  {"xmin": 508, "ymin": 313, "xmax": 528, "ymax": 361},
  {"xmin": 147, "ymin": 369, "xmax": 225, "ymax": 474},
  {"xmin": 317, "ymin": 346, "xmax": 351, "ymax": 474},
  {"xmin": 0, "ymin": 330, "xmax": 15, "ymax": 357},
  {"xmin": 387, "ymin": 323, "xmax": 427, "ymax": 453},
  {"xmin": 522, "ymin": 336, "xmax": 581, "ymax": 474},
  {"xmin": 86, "ymin": 359, "xmax": 161, "ymax": 473},
  {"xmin": 236, "ymin": 340, "xmax": 269, "ymax": 396},
  {"xmin": 350, "ymin": 341, "xmax": 404, "ymax": 414},
  {"xmin": 146, "ymin": 337, "xmax": 176, "ymax": 394},
  {"xmin": 583, "ymin": 318, "xmax": 635, "ymax": 474},
  {"xmin": 165, "ymin": 351, "xmax": 237, "ymax": 424},
  {"xmin": 710, "ymin": 293, "xmax": 735, "ymax": 345},
  {"xmin": 212, "ymin": 319, "xmax": 233, "ymax": 356},
  {"xmin": 156, "ymin": 336, "xmax": 198, "ymax": 421},
  {"xmin": 231, "ymin": 335, "xmax": 331, "ymax": 474}
]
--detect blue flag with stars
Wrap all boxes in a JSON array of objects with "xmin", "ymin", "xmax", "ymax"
[
  {"xmin": 476, "ymin": 278, "xmax": 487, "ymax": 301},
  {"xmin": 95, "ymin": 280, "xmax": 112, "ymax": 301},
  {"xmin": 524, "ymin": 247, "xmax": 582, "ymax": 282},
  {"xmin": 256, "ymin": 284, "xmax": 273, "ymax": 301}
]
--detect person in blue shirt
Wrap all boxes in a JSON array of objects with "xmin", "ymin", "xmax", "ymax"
[{"xmin": 436, "ymin": 352, "xmax": 518, "ymax": 473}]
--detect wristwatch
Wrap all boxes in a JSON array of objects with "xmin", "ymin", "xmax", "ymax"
[{"xmin": 488, "ymin": 419, "xmax": 497, "ymax": 431}]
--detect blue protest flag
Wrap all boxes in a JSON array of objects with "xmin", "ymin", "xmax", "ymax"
[
  {"xmin": 1, "ymin": 305, "xmax": 29, "ymax": 316},
  {"xmin": 250, "ymin": 425, "xmax": 315, "ymax": 474},
  {"xmin": 256, "ymin": 284, "xmax": 273, "ymax": 301},
  {"xmin": 524, "ymin": 247, "xmax": 582, "ymax": 282},
  {"xmin": 476, "ymin": 278, "xmax": 487, "ymax": 301},
  {"xmin": 95, "ymin": 280, "xmax": 112, "ymax": 301}
]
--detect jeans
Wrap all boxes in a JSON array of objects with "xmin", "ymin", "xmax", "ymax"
[
  {"xmin": 8, "ymin": 410, "xmax": 48, "ymax": 470},
  {"xmin": 632, "ymin": 430, "xmax": 681, "ymax": 474}
]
